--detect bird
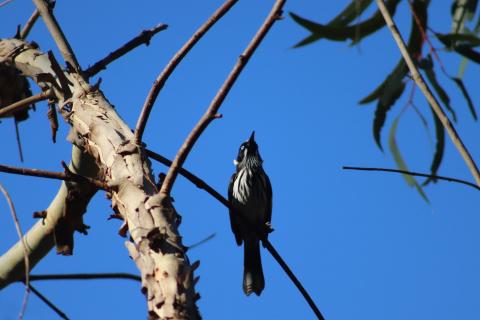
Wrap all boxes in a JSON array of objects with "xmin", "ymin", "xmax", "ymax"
[{"xmin": 228, "ymin": 131, "xmax": 272, "ymax": 296}]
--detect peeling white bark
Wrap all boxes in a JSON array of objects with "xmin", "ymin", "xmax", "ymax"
[{"xmin": 0, "ymin": 39, "xmax": 199, "ymax": 319}]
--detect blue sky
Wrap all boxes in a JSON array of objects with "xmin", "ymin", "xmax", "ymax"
[{"xmin": 1, "ymin": 1, "xmax": 480, "ymax": 319}]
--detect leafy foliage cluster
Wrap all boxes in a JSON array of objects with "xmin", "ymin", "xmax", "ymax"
[{"xmin": 291, "ymin": 0, "xmax": 480, "ymax": 200}]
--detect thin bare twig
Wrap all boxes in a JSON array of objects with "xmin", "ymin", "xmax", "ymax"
[
  {"xmin": 24, "ymin": 282, "xmax": 69, "ymax": 320},
  {"xmin": 14, "ymin": 119, "xmax": 24, "ymax": 162},
  {"xmin": 0, "ymin": 0, "xmax": 14, "ymax": 7},
  {"xmin": 84, "ymin": 23, "xmax": 168, "ymax": 78},
  {"xmin": 147, "ymin": 148, "xmax": 325, "ymax": 320},
  {"xmin": 28, "ymin": 273, "xmax": 141, "ymax": 282},
  {"xmin": 20, "ymin": 9, "xmax": 40, "ymax": 39},
  {"xmin": 146, "ymin": 149, "xmax": 228, "ymax": 206},
  {"xmin": 188, "ymin": 233, "xmax": 216, "ymax": 250},
  {"xmin": 160, "ymin": 0, "xmax": 286, "ymax": 195},
  {"xmin": 32, "ymin": 0, "xmax": 81, "ymax": 72},
  {"xmin": 0, "ymin": 89, "xmax": 52, "ymax": 118},
  {"xmin": 343, "ymin": 166, "xmax": 480, "ymax": 190},
  {"xmin": 0, "ymin": 182, "xmax": 30, "ymax": 319},
  {"xmin": 262, "ymin": 241, "xmax": 324, "ymax": 320},
  {"xmin": 0, "ymin": 162, "xmax": 107, "ymax": 190},
  {"xmin": 375, "ymin": 0, "xmax": 480, "ymax": 187},
  {"xmin": 134, "ymin": 0, "xmax": 239, "ymax": 144}
]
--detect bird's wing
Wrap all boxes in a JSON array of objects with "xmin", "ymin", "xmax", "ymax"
[
  {"xmin": 264, "ymin": 171, "xmax": 273, "ymax": 225},
  {"xmin": 262, "ymin": 171, "xmax": 273, "ymax": 245},
  {"xmin": 228, "ymin": 172, "xmax": 242, "ymax": 245}
]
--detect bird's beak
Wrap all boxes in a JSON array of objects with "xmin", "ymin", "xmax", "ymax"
[{"xmin": 248, "ymin": 131, "xmax": 255, "ymax": 143}]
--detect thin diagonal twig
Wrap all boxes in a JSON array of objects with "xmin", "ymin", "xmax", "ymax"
[
  {"xmin": 20, "ymin": 9, "xmax": 40, "ymax": 39},
  {"xmin": 0, "ymin": 89, "xmax": 52, "ymax": 118},
  {"xmin": 28, "ymin": 273, "xmax": 141, "ymax": 282},
  {"xmin": 14, "ymin": 119, "xmax": 24, "ymax": 162},
  {"xmin": 146, "ymin": 149, "xmax": 228, "ymax": 206},
  {"xmin": 375, "ymin": 0, "xmax": 480, "ymax": 187},
  {"xmin": 24, "ymin": 282, "xmax": 69, "ymax": 320},
  {"xmin": 32, "ymin": 0, "xmax": 81, "ymax": 72},
  {"xmin": 84, "ymin": 23, "xmax": 168, "ymax": 78},
  {"xmin": 0, "ymin": 0, "xmax": 15, "ymax": 7},
  {"xmin": 0, "ymin": 162, "xmax": 107, "ymax": 190},
  {"xmin": 343, "ymin": 166, "xmax": 480, "ymax": 190},
  {"xmin": 147, "ymin": 148, "xmax": 325, "ymax": 320},
  {"xmin": 188, "ymin": 233, "xmax": 216, "ymax": 250},
  {"xmin": 0, "ymin": 183, "xmax": 30, "ymax": 319},
  {"xmin": 160, "ymin": 0, "xmax": 286, "ymax": 195},
  {"xmin": 134, "ymin": 0, "xmax": 239, "ymax": 144}
]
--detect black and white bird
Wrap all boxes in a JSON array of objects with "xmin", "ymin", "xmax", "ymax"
[{"xmin": 228, "ymin": 131, "xmax": 272, "ymax": 296}]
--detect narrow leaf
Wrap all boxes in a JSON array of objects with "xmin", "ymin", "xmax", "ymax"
[
  {"xmin": 290, "ymin": 0, "xmax": 401, "ymax": 47},
  {"xmin": 373, "ymin": 63, "xmax": 407, "ymax": 150},
  {"xmin": 436, "ymin": 33, "xmax": 480, "ymax": 46},
  {"xmin": 359, "ymin": 59, "xmax": 403, "ymax": 105},
  {"xmin": 289, "ymin": 13, "xmax": 325, "ymax": 33},
  {"xmin": 359, "ymin": 0, "xmax": 425, "ymax": 105},
  {"xmin": 389, "ymin": 116, "xmax": 430, "ymax": 202},
  {"xmin": 454, "ymin": 44, "xmax": 480, "ymax": 63},
  {"xmin": 423, "ymin": 108, "xmax": 445, "ymax": 185},
  {"xmin": 451, "ymin": 77, "xmax": 477, "ymax": 120},
  {"xmin": 436, "ymin": 33, "xmax": 480, "ymax": 63},
  {"xmin": 328, "ymin": 0, "xmax": 374, "ymax": 26},
  {"xmin": 420, "ymin": 55, "xmax": 458, "ymax": 122}
]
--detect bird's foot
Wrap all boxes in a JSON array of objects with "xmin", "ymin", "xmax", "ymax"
[{"xmin": 264, "ymin": 222, "xmax": 274, "ymax": 234}]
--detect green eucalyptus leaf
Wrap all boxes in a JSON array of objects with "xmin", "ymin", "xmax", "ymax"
[
  {"xmin": 373, "ymin": 62, "xmax": 407, "ymax": 150},
  {"xmin": 423, "ymin": 109, "xmax": 445, "ymax": 186},
  {"xmin": 419, "ymin": 55, "xmax": 458, "ymax": 122},
  {"xmin": 329, "ymin": 0, "xmax": 374, "ymax": 26},
  {"xmin": 451, "ymin": 77, "xmax": 478, "ymax": 120},
  {"xmin": 290, "ymin": 0, "xmax": 400, "ymax": 47},
  {"xmin": 436, "ymin": 33, "xmax": 480, "ymax": 63},
  {"xmin": 359, "ymin": 0, "xmax": 426, "ymax": 105},
  {"xmin": 437, "ymin": 33, "xmax": 480, "ymax": 47},
  {"xmin": 389, "ymin": 115, "xmax": 430, "ymax": 202}
]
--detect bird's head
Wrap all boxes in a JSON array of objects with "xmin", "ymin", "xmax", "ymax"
[{"xmin": 234, "ymin": 131, "xmax": 263, "ymax": 168}]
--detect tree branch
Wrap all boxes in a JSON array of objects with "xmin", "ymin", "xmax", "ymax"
[
  {"xmin": 84, "ymin": 23, "xmax": 168, "ymax": 78},
  {"xmin": 28, "ymin": 273, "xmax": 141, "ymax": 282},
  {"xmin": 20, "ymin": 9, "xmax": 40, "ymax": 40},
  {"xmin": 32, "ymin": 0, "xmax": 81, "ymax": 72},
  {"xmin": 25, "ymin": 282, "xmax": 69, "ymax": 320},
  {"xmin": 0, "ymin": 89, "xmax": 52, "ymax": 118},
  {"xmin": 0, "ymin": 37, "xmax": 200, "ymax": 318},
  {"xmin": 146, "ymin": 149, "xmax": 228, "ymax": 206},
  {"xmin": 148, "ymin": 148, "xmax": 325, "ymax": 320},
  {"xmin": 0, "ymin": 146, "xmax": 99, "ymax": 288},
  {"xmin": 160, "ymin": 0, "xmax": 286, "ymax": 195},
  {"xmin": 343, "ymin": 166, "xmax": 480, "ymax": 190},
  {"xmin": 0, "ymin": 0, "xmax": 15, "ymax": 8},
  {"xmin": 134, "ymin": 0, "xmax": 239, "ymax": 144},
  {"xmin": 0, "ymin": 182, "xmax": 30, "ymax": 319},
  {"xmin": 0, "ymin": 162, "xmax": 107, "ymax": 190},
  {"xmin": 375, "ymin": 0, "xmax": 480, "ymax": 187}
]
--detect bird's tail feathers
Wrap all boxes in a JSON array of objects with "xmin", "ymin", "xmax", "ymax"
[{"xmin": 243, "ymin": 238, "xmax": 264, "ymax": 296}]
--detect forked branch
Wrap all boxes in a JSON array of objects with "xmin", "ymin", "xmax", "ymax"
[
  {"xmin": 134, "ymin": 0, "xmax": 239, "ymax": 144},
  {"xmin": 160, "ymin": 0, "xmax": 286, "ymax": 195},
  {"xmin": 32, "ymin": 0, "xmax": 81, "ymax": 72},
  {"xmin": 84, "ymin": 23, "xmax": 168, "ymax": 78}
]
